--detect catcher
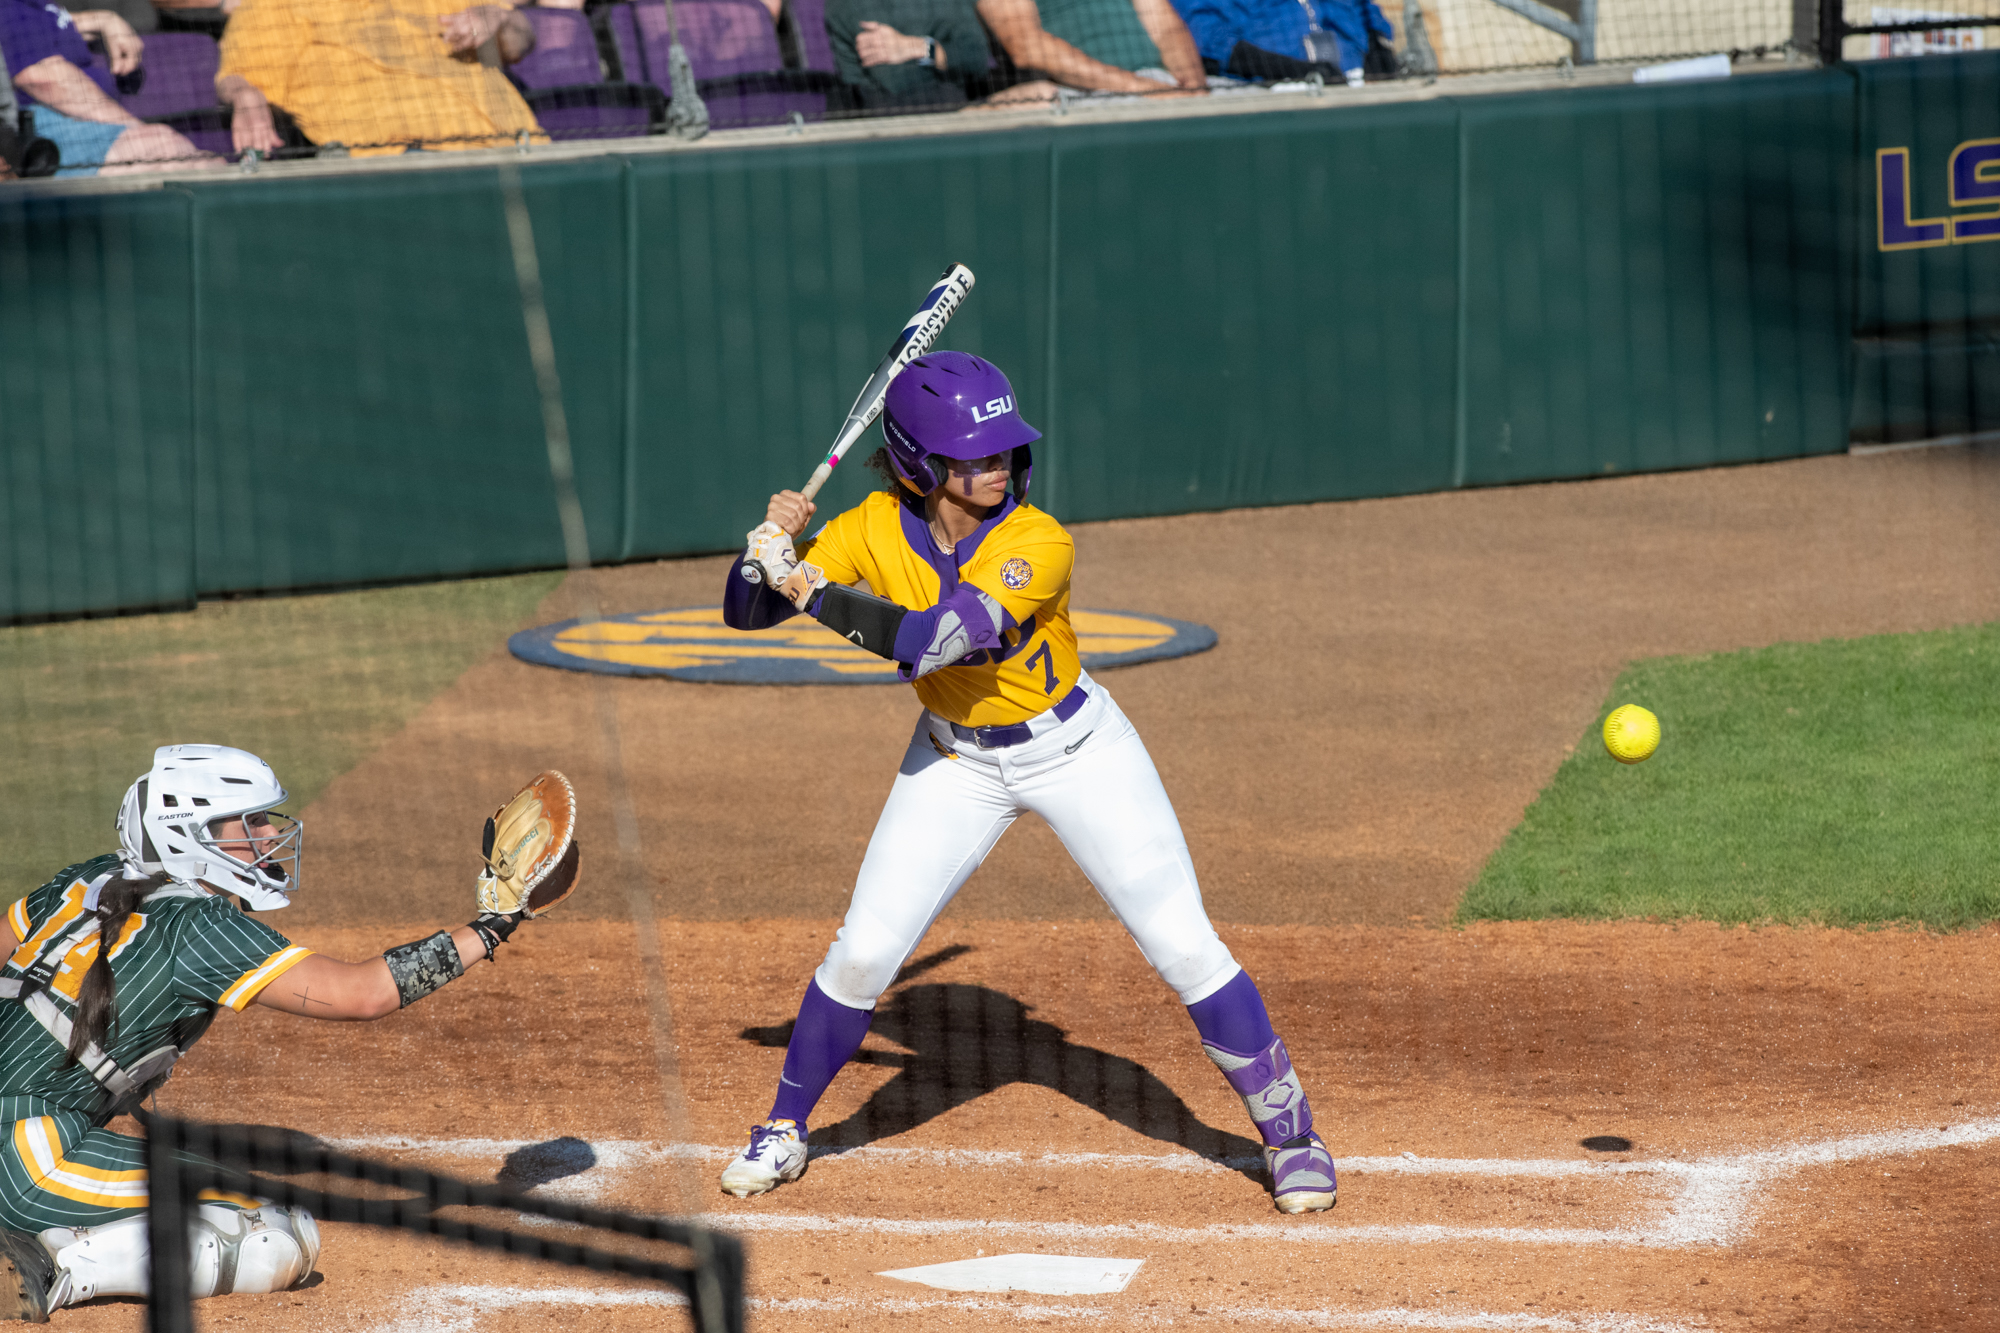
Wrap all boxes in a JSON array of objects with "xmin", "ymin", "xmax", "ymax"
[{"xmin": 0, "ymin": 744, "xmax": 579, "ymax": 1321}]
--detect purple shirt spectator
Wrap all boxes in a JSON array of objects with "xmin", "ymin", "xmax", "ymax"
[{"xmin": 0, "ymin": 0, "xmax": 115, "ymax": 104}]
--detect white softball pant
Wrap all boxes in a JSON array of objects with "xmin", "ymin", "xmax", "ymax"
[{"xmin": 814, "ymin": 674, "xmax": 1241, "ymax": 1010}]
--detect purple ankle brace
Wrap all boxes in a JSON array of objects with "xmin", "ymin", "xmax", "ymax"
[
  {"xmin": 1185, "ymin": 968, "xmax": 1276, "ymax": 1053},
  {"xmin": 768, "ymin": 978, "xmax": 874, "ymax": 1126},
  {"xmin": 1203, "ymin": 1034, "xmax": 1314, "ymax": 1148}
]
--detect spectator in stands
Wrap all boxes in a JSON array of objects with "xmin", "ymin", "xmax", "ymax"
[
  {"xmin": 216, "ymin": 0, "xmax": 542, "ymax": 155},
  {"xmin": 1170, "ymin": 0, "xmax": 1393, "ymax": 86},
  {"xmin": 975, "ymin": 0, "xmax": 1205, "ymax": 101},
  {"xmin": 0, "ymin": 0, "xmax": 217, "ymax": 173},
  {"xmin": 826, "ymin": 0, "xmax": 990, "ymax": 110}
]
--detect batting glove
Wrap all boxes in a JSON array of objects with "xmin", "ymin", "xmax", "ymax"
[
  {"xmin": 745, "ymin": 522, "xmax": 829, "ymax": 610},
  {"xmin": 745, "ymin": 522, "xmax": 800, "ymax": 586}
]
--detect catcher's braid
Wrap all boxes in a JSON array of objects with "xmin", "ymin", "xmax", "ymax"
[{"xmin": 471, "ymin": 771, "xmax": 581, "ymax": 958}]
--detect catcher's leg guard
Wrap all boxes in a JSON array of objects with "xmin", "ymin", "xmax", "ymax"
[
  {"xmin": 191, "ymin": 1203, "xmax": 320, "ymax": 1296},
  {"xmin": 38, "ymin": 1215, "xmax": 149, "ymax": 1304},
  {"xmin": 40, "ymin": 1204, "xmax": 320, "ymax": 1305},
  {"xmin": 0, "ymin": 1229, "xmax": 54, "ymax": 1322}
]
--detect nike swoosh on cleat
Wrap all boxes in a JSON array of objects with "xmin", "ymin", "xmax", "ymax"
[{"xmin": 1063, "ymin": 730, "xmax": 1095, "ymax": 755}]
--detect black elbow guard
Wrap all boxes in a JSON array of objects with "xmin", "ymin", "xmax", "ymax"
[{"xmin": 811, "ymin": 583, "xmax": 907, "ymax": 660}]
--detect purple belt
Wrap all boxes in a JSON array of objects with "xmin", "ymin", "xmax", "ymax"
[{"xmin": 950, "ymin": 684, "xmax": 1089, "ymax": 749}]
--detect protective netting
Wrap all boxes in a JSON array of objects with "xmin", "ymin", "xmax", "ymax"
[
  {"xmin": 1417, "ymin": 0, "xmax": 1798, "ymax": 72},
  {"xmin": 144, "ymin": 1117, "xmax": 744, "ymax": 1333},
  {"xmin": 1836, "ymin": 0, "xmax": 1998, "ymax": 58},
  {"xmin": 8, "ymin": 0, "xmax": 1991, "ymax": 178},
  {"xmin": 0, "ymin": 111, "xmax": 751, "ymax": 1319}
]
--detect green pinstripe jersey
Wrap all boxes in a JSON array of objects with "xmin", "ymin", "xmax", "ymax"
[{"xmin": 0, "ymin": 854, "xmax": 313, "ymax": 1125}]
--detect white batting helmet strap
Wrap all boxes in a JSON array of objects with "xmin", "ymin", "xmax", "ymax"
[{"xmin": 117, "ymin": 745, "xmax": 304, "ymax": 910}]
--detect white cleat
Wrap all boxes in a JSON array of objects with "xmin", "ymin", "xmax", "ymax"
[
  {"xmin": 719, "ymin": 1119, "xmax": 808, "ymax": 1198},
  {"xmin": 1268, "ymin": 1130, "xmax": 1338, "ymax": 1214}
]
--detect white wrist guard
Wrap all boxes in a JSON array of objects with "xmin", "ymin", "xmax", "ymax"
[{"xmin": 776, "ymin": 560, "xmax": 827, "ymax": 610}]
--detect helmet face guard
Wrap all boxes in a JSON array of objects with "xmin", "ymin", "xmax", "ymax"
[
  {"xmin": 881, "ymin": 353, "xmax": 1042, "ymax": 504},
  {"xmin": 197, "ymin": 810, "xmax": 303, "ymax": 905},
  {"xmin": 118, "ymin": 745, "xmax": 302, "ymax": 910}
]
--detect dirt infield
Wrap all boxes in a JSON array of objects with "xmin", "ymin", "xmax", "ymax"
[
  {"xmin": 121, "ymin": 917, "xmax": 2000, "ymax": 1332},
  {"xmin": 77, "ymin": 445, "xmax": 2000, "ymax": 1330}
]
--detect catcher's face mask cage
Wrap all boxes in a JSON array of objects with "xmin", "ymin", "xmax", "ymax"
[
  {"xmin": 120, "ymin": 744, "xmax": 305, "ymax": 910},
  {"xmin": 196, "ymin": 809, "xmax": 303, "ymax": 908}
]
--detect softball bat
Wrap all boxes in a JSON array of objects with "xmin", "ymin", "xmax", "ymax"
[{"xmin": 741, "ymin": 262, "xmax": 976, "ymax": 584}]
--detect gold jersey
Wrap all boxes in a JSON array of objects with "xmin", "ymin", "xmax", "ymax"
[{"xmin": 801, "ymin": 492, "xmax": 1080, "ymax": 728}]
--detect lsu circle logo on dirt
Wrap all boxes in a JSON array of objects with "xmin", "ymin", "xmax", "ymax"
[
  {"xmin": 509, "ymin": 607, "xmax": 1216, "ymax": 685},
  {"xmin": 1000, "ymin": 558, "xmax": 1033, "ymax": 590}
]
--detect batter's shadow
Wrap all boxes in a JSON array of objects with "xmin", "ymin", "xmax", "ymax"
[{"xmin": 739, "ymin": 979, "xmax": 1264, "ymax": 1182}]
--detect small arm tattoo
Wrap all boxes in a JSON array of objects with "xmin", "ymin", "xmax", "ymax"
[{"xmin": 291, "ymin": 986, "xmax": 332, "ymax": 1010}]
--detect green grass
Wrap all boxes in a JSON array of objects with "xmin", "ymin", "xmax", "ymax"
[
  {"xmin": 1458, "ymin": 622, "xmax": 2000, "ymax": 930},
  {"xmin": 0, "ymin": 573, "xmax": 561, "ymax": 903}
]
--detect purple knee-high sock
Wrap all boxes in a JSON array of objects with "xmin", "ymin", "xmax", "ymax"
[
  {"xmin": 1190, "ymin": 969, "xmax": 1316, "ymax": 1148},
  {"xmin": 767, "ymin": 978, "xmax": 874, "ymax": 1126},
  {"xmin": 1185, "ymin": 968, "xmax": 1276, "ymax": 1052}
]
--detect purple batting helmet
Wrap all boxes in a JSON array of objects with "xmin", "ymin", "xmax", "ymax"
[{"xmin": 881, "ymin": 352, "xmax": 1041, "ymax": 503}]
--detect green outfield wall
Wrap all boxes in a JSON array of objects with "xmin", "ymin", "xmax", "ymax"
[
  {"xmin": 3, "ymin": 55, "xmax": 1992, "ymax": 622},
  {"xmin": 1852, "ymin": 54, "xmax": 2000, "ymax": 445}
]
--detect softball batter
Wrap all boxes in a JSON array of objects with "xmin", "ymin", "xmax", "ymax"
[
  {"xmin": 721, "ymin": 351, "xmax": 1337, "ymax": 1213},
  {"xmin": 0, "ymin": 744, "xmax": 570, "ymax": 1318}
]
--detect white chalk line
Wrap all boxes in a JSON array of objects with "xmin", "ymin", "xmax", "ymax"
[
  {"xmin": 696, "ymin": 1210, "xmax": 1641, "ymax": 1247},
  {"xmin": 326, "ymin": 1113, "xmax": 2000, "ymax": 1250},
  {"xmin": 317, "ymin": 1137, "xmax": 1695, "ymax": 1179},
  {"xmin": 373, "ymin": 1283, "xmax": 1704, "ymax": 1333},
  {"xmin": 327, "ymin": 1136, "xmax": 1267, "ymax": 1174}
]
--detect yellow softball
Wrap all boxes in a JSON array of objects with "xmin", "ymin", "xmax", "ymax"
[{"xmin": 1602, "ymin": 705, "xmax": 1660, "ymax": 764}]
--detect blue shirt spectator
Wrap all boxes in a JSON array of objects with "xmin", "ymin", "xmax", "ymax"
[
  {"xmin": 0, "ymin": 0, "xmax": 217, "ymax": 174},
  {"xmin": 1171, "ymin": 0, "xmax": 1391, "ymax": 84},
  {"xmin": 0, "ymin": 0, "xmax": 115, "ymax": 103}
]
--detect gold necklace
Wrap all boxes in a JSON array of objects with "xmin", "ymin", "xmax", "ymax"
[{"xmin": 924, "ymin": 500, "xmax": 960, "ymax": 553}]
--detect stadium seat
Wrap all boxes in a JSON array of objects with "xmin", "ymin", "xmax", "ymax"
[
  {"xmin": 115, "ymin": 32, "xmax": 221, "ymax": 120},
  {"xmin": 511, "ymin": 6, "xmax": 662, "ymax": 139},
  {"xmin": 523, "ymin": 82, "xmax": 663, "ymax": 139},
  {"xmin": 511, "ymin": 7, "xmax": 604, "ymax": 87},
  {"xmin": 606, "ymin": 0, "xmax": 832, "ymax": 129},
  {"xmin": 106, "ymin": 33, "xmax": 312, "ymax": 159},
  {"xmin": 779, "ymin": 0, "xmax": 836, "ymax": 73}
]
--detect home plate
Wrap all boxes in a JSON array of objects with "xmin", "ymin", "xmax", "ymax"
[{"xmin": 878, "ymin": 1253, "xmax": 1145, "ymax": 1295}]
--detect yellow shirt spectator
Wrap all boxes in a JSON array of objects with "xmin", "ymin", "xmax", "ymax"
[{"xmin": 217, "ymin": 0, "xmax": 543, "ymax": 155}]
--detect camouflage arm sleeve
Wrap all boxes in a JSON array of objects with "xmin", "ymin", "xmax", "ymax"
[{"xmin": 382, "ymin": 931, "xmax": 463, "ymax": 1008}]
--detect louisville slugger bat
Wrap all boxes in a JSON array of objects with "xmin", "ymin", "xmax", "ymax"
[{"xmin": 740, "ymin": 262, "xmax": 976, "ymax": 583}]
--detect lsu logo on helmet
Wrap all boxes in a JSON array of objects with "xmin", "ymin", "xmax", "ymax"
[
  {"xmin": 969, "ymin": 396, "xmax": 1016, "ymax": 423},
  {"xmin": 1000, "ymin": 557, "xmax": 1033, "ymax": 590}
]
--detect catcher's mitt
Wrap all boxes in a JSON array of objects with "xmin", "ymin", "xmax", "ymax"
[{"xmin": 475, "ymin": 771, "xmax": 580, "ymax": 917}]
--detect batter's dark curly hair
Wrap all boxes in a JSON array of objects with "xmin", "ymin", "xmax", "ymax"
[{"xmin": 863, "ymin": 446, "xmax": 900, "ymax": 493}]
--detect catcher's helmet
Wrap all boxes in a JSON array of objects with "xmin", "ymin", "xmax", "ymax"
[
  {"xmin": 881, "ymin": 352, "xmax": 1041, "ymax": 503},
  {"xmin": 118, "ymin": 745, "xmax": 302, "ymax": 910}
]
